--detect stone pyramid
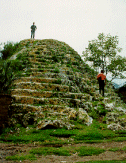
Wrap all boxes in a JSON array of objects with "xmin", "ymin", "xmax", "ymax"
[{"xmin": 9, "ymin": 39, "xmax": 126, "ymax": 130}]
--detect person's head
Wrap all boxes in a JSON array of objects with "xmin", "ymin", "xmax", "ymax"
[
  {"xmin": 101, "ymin": 70, "xmax": 104, "ymax": 73},
  {"xmin": 33, "ymin": 22, "xmax": 35, "ymax": 25}
]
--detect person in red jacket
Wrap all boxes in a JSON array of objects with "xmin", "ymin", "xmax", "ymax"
[{"xmin": 97, "ymin": 70, "xmax": 106, "ymax": 96}]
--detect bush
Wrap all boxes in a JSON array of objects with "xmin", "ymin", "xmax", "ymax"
[
  {"xmin": 0, "ymin": 60, "xmax": 14, "ymax": 93},
  {"xmin": 0, "ymin": 52, "xmax": 31, "ymax": 93},
  {"xmin": 1, "ymin": 42, "xmax": 21, "ymax": 60}
]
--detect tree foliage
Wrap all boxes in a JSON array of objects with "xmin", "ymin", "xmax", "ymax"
[
  {"xmin": 0, "ymin": 60, "xmax": 14, "ymax": 93},
  {"xmin": 82, "ymin": 33, "xmax": 125, "ymax": 78},
  {"xmin": 107, "ymin": 55, "xmax": 126, "ymax": 79},
  {"xmin": 0, "ymin": 51, "xmax": 31, "ymax": 93},
  {"xmin": 1, "ymin": 42, "xmax": 21, "ymax": 60}
]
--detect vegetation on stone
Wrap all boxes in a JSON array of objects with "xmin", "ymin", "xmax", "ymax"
[
  {"xmin": 83, "ymin": 33, "xmax": 126, "ymax": 79},
  {"xmin": 0, "ymin": 38, "xmax": 125, "ymax": 131},
  {"xmin": 0, "ymin": 38, "xmax": 126, "ymax": 162}
]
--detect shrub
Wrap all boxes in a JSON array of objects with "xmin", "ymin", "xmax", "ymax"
[
  {"xmin": 0, "ymin": 60, "xmax": 14, "ymax": 93},
  {"xmin": 1, "ymin": 42, "xmax": 21, "ymax": 60}
]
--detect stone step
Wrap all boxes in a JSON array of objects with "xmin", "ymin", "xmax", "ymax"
[
  {"xmin": 21, "ymin": 69, "xmax": 75, "ymax": 78},
  {"xmin": 13, "ymin": 77, "xmax": 59, "ymax": 84},
  {"xmin": 21, "ymin": 72, "xmax": 76, "ymax": 81},
  {"xmin": 13, "ymin": 77, "xmax": 77, "ymax": 87},
  {"xmin": 30, "ymin": 65, "xmax": 56, "ymax": 69},
  {"xmin": 12, "ymin": 95, "xmax": 79, "ymax": 106},
  {"xmin": 13, "ymin": 82, "xmax": 69, "ymax": 92},
  {"xmin": 10, "ymin": 103, "xmax": 71, "ymax": 113},
  {"xmin": 29, "ymin": 68, "xmax": 65, "ymax": 74},
  {"xmin": 21, "ymin": 72, "xmax": 60, "ymax": 78},
  {"xmin": 11, "ymin": 89, "xmax": 84, "ymax": 99},
  {"xmin": 29, "ymin": 57, "xmax": 51, "ymax": 63}
]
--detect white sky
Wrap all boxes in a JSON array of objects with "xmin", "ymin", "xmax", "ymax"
[{"xmin": 0, "ymin": 0, "xmax": 126, "ymax": 57}]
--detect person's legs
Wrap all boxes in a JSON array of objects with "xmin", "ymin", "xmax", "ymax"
[
  {"xmin": 31, "ymin": 31, "xmax": 33, "ymax": 38},
  {"xmin": 31, "ymin": 31, "xmax": 35, "ymax": 39},
  {"xmin": 101, "ymin": 80, "xmax": 105, "ymax": 96},
  {"xmin": 99, "ymin": 81, "xmax": 105, "ymax": 96},
  {"xmin": 99, "ymin": 84, "xmax": 101, "ymax": 94},
  {"xmin": 33, "ymin": 32, "xmax": 35, "ymax": 39}
]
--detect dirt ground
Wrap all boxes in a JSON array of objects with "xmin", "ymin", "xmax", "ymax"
[{"xmin": 0, "ymin": 141, "xmax": 126, "ymax": 163}]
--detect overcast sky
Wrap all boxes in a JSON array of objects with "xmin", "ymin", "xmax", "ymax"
[{"xmin": 0, "ymin": 0, "xmax": 126, "ymax": 57}]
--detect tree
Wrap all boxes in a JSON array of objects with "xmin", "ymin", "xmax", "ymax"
[
  {"xmin": 82, "ymin": 33, "xmax": 123, "ymax": 76},
  {"xmin": 107, "ymin": 55, "xmax": 126, "ymax": 80},
  {"xmin": 1, "ymin": 42, "xmax": 21, "ymax": 60}
]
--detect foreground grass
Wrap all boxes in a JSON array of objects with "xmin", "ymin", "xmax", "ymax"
[
  {"xmin": 6, "ymin": 154, "xmax": 36, "ymax": 161},
  {"xmin": 5, "ymin": 146, "xmax": 105, "ymax": 161},
  {"xmin": 78, "ymin": 161, "xmax": 126, "ymax": 163},
  {"xmin": 1, "ymin": 121, "xmax": 126, "ymax": 161},
  {"xmin": 1, "ymin": 121, "xmax": 126, "ymax": 144},
  {"xmin": 29, "ymin": 146, "xmax": 105, "ymax": 156}
]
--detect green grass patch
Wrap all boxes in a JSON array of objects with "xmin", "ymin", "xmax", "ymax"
[
  {"xmin": 77, "ymin": 146, "xmax": 105, "ymax": 156},
  {"xmin": 109, "ymin": 146, "xmax": 126, "ymax": 152},
  {"xmin": 30, "ymin": 146, "xmax": 105, "ymax": 157},
  {"xmin": 109, "ymin": 147, "xmax": 120, "ymax": 152},
  {"xmin": 30, "ymin": 147, "xmax": 71, "ymax": 156},
  {"xmin": 0, "ymin": 128, "xmax": 55, "ymax": 143},
  {"xmin": 0, "ymin": 120, "xmax": 125, "ymax": 145},
  {"xmin": 73, "ymin": 127, "xmax": 116, "ymax": 142},
  {"xmin": 112, "ymin": 137, "xmax": 126, "ymax": 142},
  {"xmin": 78, "ymin": 161, "xmax": 126, "ymax": 163},
  {"xmin": 49, "ymin": 129, "xmax": 77, "ymax": 137},
  {"xmin": 6, "ymin": 154, "xmax": 36, "ymax": 161}
]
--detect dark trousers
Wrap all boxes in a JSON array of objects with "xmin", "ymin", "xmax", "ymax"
[
  {"xmin": 31, "ymin": 31, "xmax": 35, "ymax": 39},
  {"xmin": 99, "ymin": 80, "xmax": 105, "ymax": 96}
]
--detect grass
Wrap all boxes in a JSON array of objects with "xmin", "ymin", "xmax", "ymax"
[
  {"xmin": 5, "ymin": 145, "xmax": 106, "ymax": 161},
  {"xmin": 109, "ymin": 146, "xmax": 126, "ymax": 152},
  {"xmin": 30, "ymin": 147, "xmax": 71, "ymax": 156},
  {"xmin": 0, "ymin": 121, "xmax": 122, "ymax": 145},
  {"xmin": 77, "ymin": 146, "xmax": 105, "ymax": 156},
  {"xmin": 6, "ymin": 154, "xmax": 36, "ymax": 161},
  {"xmin": 78, "ymin": 161, "xmax": 126, "ymax": 163},
  {"xmin": 29, "ymin": 146, "xmax": 105, "ymax": 157}
]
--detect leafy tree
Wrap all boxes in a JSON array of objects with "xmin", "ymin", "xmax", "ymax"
[
  {"xmin": 107, "ymin": 55, "xmax": 126, "ymax": 79},
  {"xmin": 1, "ymin": 42, "xmax": 21, "ymax": 60},
  {"xmin": 82, "ymin": 33, "xmax": 123, "ymax": 76}
]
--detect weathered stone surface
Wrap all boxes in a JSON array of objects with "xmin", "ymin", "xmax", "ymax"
[
  {"xmin": 107, "ymin": 123, "xmax": 125, "ymax": 131},
  {"xmin": 106, "ymin": 111, "xmax": 126, "ymax": 130},
  {"xmin": 105, "ymin": 103, "xmax": 115, "ymax": 111},
  {"xmin": 36, "ymin": 119, "xmax": 75, "ymax": 130},
  {"xmin": 106, "ymin": 112, "xmax": 120, "ymax": 124},
  {"xmin": 6, "ymin": 39, "xmax": 126, "ymax": 131},
  {"xmin": 78, "ymin": 108, "xmax": 93, "ymax": 126}
]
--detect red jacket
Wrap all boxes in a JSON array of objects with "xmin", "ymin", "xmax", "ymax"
[{"xmin": 97, "ymin": 73, "xmax": 106, "ymax": 80}]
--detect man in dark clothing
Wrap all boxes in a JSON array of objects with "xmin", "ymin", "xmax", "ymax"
[
  {"xmin": 97, "ymin": 70, "xmax": 106, "ymax": 96},
  {"xmin": 30, "ymin": 22, "xmax": 37, "ymax": 39}
]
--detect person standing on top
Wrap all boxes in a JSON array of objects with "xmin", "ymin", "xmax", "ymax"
[
  {"xmin": 97, "ymin": 70, "xmax": 106, "ymax": 96},
  {"xmin": 30, "ymin": 22, "xmax": 37, "ymax": 39}
]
